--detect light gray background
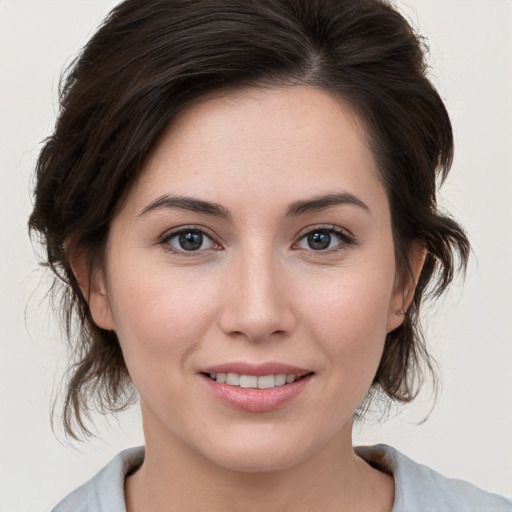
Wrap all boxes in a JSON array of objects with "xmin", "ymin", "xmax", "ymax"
[{"xmin": 0, "ymin": 1, "xmax": 511, "ymax": 510}]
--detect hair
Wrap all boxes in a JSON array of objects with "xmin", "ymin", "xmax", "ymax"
[{"xmin": 29, "ymin": 0, "xmax": 469, "ymax": 439}]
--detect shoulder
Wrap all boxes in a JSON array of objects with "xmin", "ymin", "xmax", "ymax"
[
  {"xmin": 50, "ymin": 446, "xmax": 145, "ymax": 512},
  {"xmin": 355, "ymin": 444, "xmax": 512, "ymax": 512}
]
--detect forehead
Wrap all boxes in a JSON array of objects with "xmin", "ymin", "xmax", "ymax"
[{"xmin": 127, "ymin": 85, "xmax": 385, "ymax": 215}]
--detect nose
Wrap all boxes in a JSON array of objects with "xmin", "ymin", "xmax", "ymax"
[{"xmin": 218, "ymin": 243, "xmax": 296, "ymax": 343}]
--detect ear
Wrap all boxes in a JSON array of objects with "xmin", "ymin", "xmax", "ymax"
[
  {"xmin": 386, "ymin": 242, "xmax": 427, "ymax": 332},
  {"xmin": 68, "ymin": 246, "xmax": 116, "ymax": 331}
]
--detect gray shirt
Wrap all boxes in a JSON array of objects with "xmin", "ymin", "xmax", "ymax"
[{"xmin": 51, "ymin": 444, "xmax": 511, "ymax": 511}]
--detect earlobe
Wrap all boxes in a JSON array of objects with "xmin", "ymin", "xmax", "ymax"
[
  {"xmin": 387, "ymin": 243, "xmax": 427, "ymax": 332},
  {"xmin": 68, "ymin": 247, "xmax": 116, "ymax": 331}
]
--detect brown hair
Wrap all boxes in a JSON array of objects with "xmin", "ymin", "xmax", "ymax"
[{"xmin": 29, "ymin": 0, "xmax": 469, "ymax": 438}]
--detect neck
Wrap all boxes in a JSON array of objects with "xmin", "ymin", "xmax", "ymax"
[{"xmin": 125, "ymin": 410, "xmax": 393, "ymax": 512}]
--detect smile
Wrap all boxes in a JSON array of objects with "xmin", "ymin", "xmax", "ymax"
[
  {"xmin": 200, "ymin": 363, "xmax": 313, "ymax": 412},
  {"xmin": 208, "ymin": 372, "xmax": 298, "ymax": 388}
]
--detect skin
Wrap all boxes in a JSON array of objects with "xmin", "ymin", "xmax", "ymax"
[{"xmin": 76, "ymin": 86, "xmax": 424, "ymax": 511}]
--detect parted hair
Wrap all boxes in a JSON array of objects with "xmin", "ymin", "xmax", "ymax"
[{"xmin": 29, "ymin": 0, "xmax": 469, "ymax": 438}]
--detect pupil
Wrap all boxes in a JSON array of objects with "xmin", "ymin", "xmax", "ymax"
[
  {"xmin": 308, "ymin": 231, "xmax": 331, "ymax": 250},
  {"xmin": 179, "ymin": 231, "xmax": 203, "ymax": 251}
]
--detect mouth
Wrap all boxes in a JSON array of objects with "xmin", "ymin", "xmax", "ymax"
[
  {"xmin": 203, "ymin": 372, "xmax": 312, "ymax": 389},
  {"xmin": 199, "ymin": 363, "xmax": 314, "ymax": 412}
]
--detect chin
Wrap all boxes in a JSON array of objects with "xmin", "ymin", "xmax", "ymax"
[
  {"xmin": 193, "ymin": 427, "xmax": 324, "ymax": 474},
  {"xmin": 210, "ymin": 445, "xmax": 305, "ymax": 474}
]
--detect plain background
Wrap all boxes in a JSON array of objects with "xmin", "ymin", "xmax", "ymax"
[{"xmin": 0, "ymin": 0, "xmax": 511, "ymax": 510}]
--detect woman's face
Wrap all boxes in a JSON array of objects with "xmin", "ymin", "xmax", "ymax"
[{"xmin": 89, "ymin": 86, "xmax": 410, "ymax": 472}]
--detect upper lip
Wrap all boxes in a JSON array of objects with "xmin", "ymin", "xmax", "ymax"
[{"xmin": 200, "ymin": 361, "xmax": 312, "ymax": 377}]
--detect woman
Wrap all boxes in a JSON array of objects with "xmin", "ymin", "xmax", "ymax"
[{"xmin": 29, "ymin": 0, "xmax": 511, "ymax": 510}]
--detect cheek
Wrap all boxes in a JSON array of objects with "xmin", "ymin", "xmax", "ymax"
[
  {"xmin": 298, "ymin": 264, "xmax": 395, "ymax": 372},
  {"xmin": 106, "ymin": 260, "xmax": 221, "ymax": 377}
]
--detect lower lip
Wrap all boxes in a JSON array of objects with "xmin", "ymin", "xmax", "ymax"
[{"xmin": 201, "ymin": 374, "xmax": 313, "ymax": 412}]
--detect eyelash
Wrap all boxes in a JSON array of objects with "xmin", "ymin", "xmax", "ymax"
[
  {"xmin": 294, "ymin": 225, "xmax": 356, "ymax": 253},
  {"xmin": 160, "ymin": 226, "xmax": 220, "ymax": 257},
  {"xmin": 159, "ymin": 224, "xmax": 356, "ymax": 256}
]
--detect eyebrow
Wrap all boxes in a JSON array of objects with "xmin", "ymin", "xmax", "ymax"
[
  {"xmin": 139, "ymin": 195, "xmax": 230, "ymax": 217},
  {"xmin": 138, "ymin": 192, "xmax": 370, "ymax": 218},
  {"xmin": 286, "ymin": 192, "xmax": 370, "ymax": 216}
]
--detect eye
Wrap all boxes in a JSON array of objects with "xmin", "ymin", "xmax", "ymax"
[
  {"xmin": 296, "ymin": 227, "xmax": 353, "ymax": 251},
  {"xmin": 162, "ymin": 228, "xmax": 218, "ymax": 253}
]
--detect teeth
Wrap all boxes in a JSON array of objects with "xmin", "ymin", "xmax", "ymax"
[
  {"xmin": 257, "ymin": 375, "xmax": 275, "ymax": 389},
  {"xmin": 226, "ymin": 373, "xmax": 240, "ymax": 386},
  {"xmin": 275, "ymin": 374, "xmax": 287, "ymax": 386},
  {"xmin": 239, "ymin": 375, "xmax": 258, "ymax": 388},
  {"xmin": 209, "ymin": 372, "xmax": 298, "ymax": 388}
]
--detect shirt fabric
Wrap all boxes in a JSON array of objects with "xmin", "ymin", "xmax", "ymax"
[{"xmin": 51, "ymin": 444, "xmax": 511, "ymax": 512}]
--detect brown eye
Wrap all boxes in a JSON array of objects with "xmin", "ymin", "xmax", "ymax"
[
  {"xmin": 179, "ymin": 231, "xmax": 203, "ymax": 251},
  {"xmin": 296, "ymin": 227, "xmax": 354, "ymax": 252},
  {"xmin": 164, "ymin": 229, "xmax": 216, "ymax": 252},
  {"xmin": 307, "ymin": 231, "xmax": 332, "ymax": 250}
]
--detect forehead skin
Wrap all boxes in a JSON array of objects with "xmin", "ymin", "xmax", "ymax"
[{"xmin": 132, "ymin": 86, "xmax": 384, "ymax": 220}]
